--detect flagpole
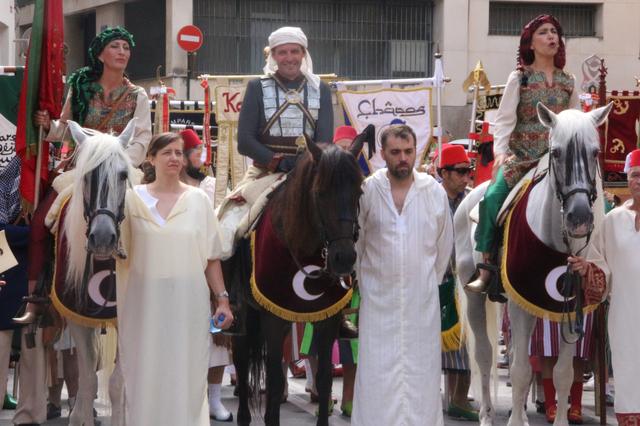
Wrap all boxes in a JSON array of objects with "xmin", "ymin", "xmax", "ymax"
[{"xmin": 33, "ymin": 125, "xmax": 44, "ymax": 210}]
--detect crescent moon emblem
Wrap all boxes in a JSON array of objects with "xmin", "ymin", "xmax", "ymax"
[
  {"xmin": 88, "ymin": 270, "xmax": 117, "ymax": 308},
  {"xmin": 292, "ymin": 266, "xmax": 324, "ymax": 301},
  {"xmin": 545, "ymin": 266, "xmax": 574, "ymax": 303}
]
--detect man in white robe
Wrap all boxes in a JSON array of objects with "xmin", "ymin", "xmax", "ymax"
[
  {"xmin": 569, "ymin": 149, "xmax": 640, "ymax": 424},
  {"xmin": 352, "ymin": 125, "xmax": 453, "ymax": 426}
]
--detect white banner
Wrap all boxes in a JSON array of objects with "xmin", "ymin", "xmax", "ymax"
[
  {"xmin": 0, "ymin": 113, "xmax": 16, "ymax": 173},
  {"xmin": 338, "ymin": 87, "xmax": 432, "ymax": 170}
]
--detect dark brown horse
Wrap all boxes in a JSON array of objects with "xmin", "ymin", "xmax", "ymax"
[{"xmin": 224, "ymin": 130, "xmax": 368, "ymax": 426}]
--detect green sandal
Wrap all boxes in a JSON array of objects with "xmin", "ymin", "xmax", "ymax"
[
  {"xmin": 3, "ymin": 393, "xmax": 17, "ymax": 410},
  {"xmin": 340, "ymin": 401, "xmax": 353, "ymax": 417},
  {"xmin": 447, "ymin": 404, "xmax": 479, "ymax": 422},
  {"xmin": 314, "ymin": 399, "xmax": 334, "ymax": 417}
]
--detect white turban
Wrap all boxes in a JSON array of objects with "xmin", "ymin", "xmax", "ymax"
[{"xmin": 263, "ymin": 26, "xmax": 320, "ymax": 90}]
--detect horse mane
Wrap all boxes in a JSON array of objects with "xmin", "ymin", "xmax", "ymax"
[
  {"xmin": 272, "ymin": 144, "xmax": 363, "ymax": 257},
  {"xmin": 549, "ymin": 109, "xmax": 601, "ymax": 151},
  {"xmin": 64, "ymin": 133, "xmax": 135, "ymax": 289}
]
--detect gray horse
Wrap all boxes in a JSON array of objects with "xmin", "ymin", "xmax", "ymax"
[{"xmin": 454, "ymin": 102, "xmax": 612, "ymax": 426}]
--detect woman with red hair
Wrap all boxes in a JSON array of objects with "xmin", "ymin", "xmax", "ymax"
[
  {"xmin": 474, "ymin": 15, "xmax": 583, "ymax": 424},
  {"xmin": 475, "ymin": 15, "xmax": 579, "ymax": 271}
]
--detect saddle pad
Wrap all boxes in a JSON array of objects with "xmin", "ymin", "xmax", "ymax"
[
  {"xmin": 51, "ymin": 199, "xmax": 117, "ymax": 328},
  {"xmin": 497, "ymin": 153, "xmax": 549, "ymax": 226},
  {"xmin": 251, "ymin": 207, "xmax": 352, "ymax": 322},
  {"xmin": 501, "ymin": 179, "xmax": 597, "ymax": 321}
]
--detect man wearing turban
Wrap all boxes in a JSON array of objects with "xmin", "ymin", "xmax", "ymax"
[{"xmin": 217, "ymin": 26, "xmax": 333, "ymax": 257}]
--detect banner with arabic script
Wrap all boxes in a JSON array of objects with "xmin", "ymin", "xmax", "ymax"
[
  {"xmin": 338, "ymin": 87, "xmax": 432, "ymax": 170},
  {"xmin": 604, "ymin": 91, "xmax": 640, "ymax": 174}
]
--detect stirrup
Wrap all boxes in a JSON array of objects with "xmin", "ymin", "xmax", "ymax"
[
  {"xmin": 12, "ymin": 297, "xmax": 49, "ymax": 325},
  {"xmin": 464, "ymin": 263, "xmax": 498, "ymax": 293}
]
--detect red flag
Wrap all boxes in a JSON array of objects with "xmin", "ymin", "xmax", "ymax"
[{"xmin": 15, "ymin": 0, "xmax": 64, "ymax": 207}]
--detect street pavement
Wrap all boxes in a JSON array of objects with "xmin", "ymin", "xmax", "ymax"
[{"xmin": 1, "ymin": 367, "xmax": 617, "ymax": 425}]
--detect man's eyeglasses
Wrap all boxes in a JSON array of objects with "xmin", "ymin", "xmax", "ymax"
[{"xmin": 443, "ymin": 166, "xmax": 472, "ymax": 175}]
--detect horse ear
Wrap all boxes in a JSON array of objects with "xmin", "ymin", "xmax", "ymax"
[
  {"xmin": 117, "ymin": 118, "xmax": 137, "ymax": 149},
  {"xmin": 307, "ymin": 135, "xmax": 322, "ymax": 162},
  {"xmin": 589, "ymin": 102, "xmax": 614, "ymax": 127},
  {"xmin": 537, "ymin": 102, "xmax": 557, "ymax": 129},
  {"xmin": 67, "ymin": 120, "xmax": 89, "ymax": 146},
  {"xmin": 349, "ymin": 124, "xmax": 374, "ymax": 159}
]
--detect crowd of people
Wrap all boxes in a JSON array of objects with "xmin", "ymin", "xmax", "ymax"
[{"xmin": 1, "ymin": 13, "xmax": 639, "ymax": 426}]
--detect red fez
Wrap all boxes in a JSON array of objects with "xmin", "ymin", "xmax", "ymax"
[
  {"xmin": 628, "ymin": 149, "xmax": 640, "ymax": 169},
  {"xmin": 333, "ymin": 125, "xmax": 358, "ymax": 143},
  {"xmin": 431, "ymin": 143, "xmax": 450, "ymax": 161},
  {"xmin": 439, "ymin": 145, "xmax": 470, "ymax": 168},
  {"xmin": 180, "ymin": 129, "xmax": 202, "ymax": 151}
]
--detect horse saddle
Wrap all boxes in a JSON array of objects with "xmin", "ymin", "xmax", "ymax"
[{"xmin": 469, "ymin": 153, "xmax": 549, "ymax": 226}]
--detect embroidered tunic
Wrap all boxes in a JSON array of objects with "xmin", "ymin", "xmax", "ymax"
[
  {"xmin": 494, "ymin": 69, "xmax": 578, "ymax": 187},
  {"xmin": 46, "ymin": 78, "xmax": 152, "ymax": 167}
]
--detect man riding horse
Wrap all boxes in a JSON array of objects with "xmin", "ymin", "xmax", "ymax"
[{"xmin": 217, "ymin": 26, "xmax": 333, "ymax": 256}]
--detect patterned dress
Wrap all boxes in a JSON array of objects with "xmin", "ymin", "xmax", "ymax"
[
  {"xmin": 502, "ymin": 69, "xmax": 574, "ymax": 187},
  {"xmin": 82, "ymin": 78, "xmax": 142, "ymax": 134}
]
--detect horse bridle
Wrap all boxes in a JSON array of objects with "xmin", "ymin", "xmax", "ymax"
[
  {"xmin": 82, "ymin": 167, "xmax": 128, "ymax": 258},
  {"xmin": 548, "ymin": 143, "xmax": 598, "ymax": 344},
  {"xmin": 287, "ymin": 187, "xmax": 360, "ymax": 288}
]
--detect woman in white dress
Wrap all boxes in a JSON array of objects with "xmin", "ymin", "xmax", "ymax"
[{"xmin": 117, "ymin": 132, "xmax": 233, "ymax": 425}]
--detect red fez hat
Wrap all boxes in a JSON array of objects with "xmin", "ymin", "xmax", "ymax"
[
  {"xmin": 439, "ymin": 145, "xmax": 470, "ymax": 168},
  {"xmin": 333, "ymin": 125, "xmax": 358, "ymax": 143},
  {"xmin": 431, "ymin": 143, "xmax": 450, "ymax": 161},
  {"xmin": 180, "ymin": 129, "xmax": 203, "ymax": 151},
  {"xmin": 628, "ymin": 149, "xmax": 640, "ymax": 170}
]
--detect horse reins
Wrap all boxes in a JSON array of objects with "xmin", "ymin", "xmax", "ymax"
[
  {"xmin": 286, "ymin": 184, "xmax": 360, "ymax": 289},
  {"xmin": 548, "ymin": 143, "xmax": 598, "ymax": 344},
  {"xmin": 80, "ymin": 167, "xmax": 128, "ymax": 314}
]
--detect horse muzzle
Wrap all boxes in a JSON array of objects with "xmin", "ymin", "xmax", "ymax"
[
  {"xmin": 564, "ymin": 198, "xmax": 594, "ymax": 239},
  {"xmin": 326, "ymin": 241, "xmax": 357, "ymax": 278},
  {"xmin": 87, "ymin": 215, "xmax": 119, "ymax": 259}
]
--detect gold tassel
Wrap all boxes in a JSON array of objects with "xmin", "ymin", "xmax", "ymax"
[{"xmin": 249, "ymin": 233, "xmax": 353, "ymax": 323}]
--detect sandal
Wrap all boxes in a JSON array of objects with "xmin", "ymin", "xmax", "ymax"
[
  {"xmin": 545, "ymin": 404, "xmax": 557, "ymax": 424},
  {"xmin": 568, "ymin": 407, "xmax": 583, "ymax": 424}
]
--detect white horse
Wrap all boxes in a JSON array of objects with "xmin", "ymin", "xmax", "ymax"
[
  {"xmin": 454, "ymin": 102, "xmax": 612, "ymax": 426},
  {"xmin": 56, "ymin": 119, "xmax": 136, "ymax": 426}
]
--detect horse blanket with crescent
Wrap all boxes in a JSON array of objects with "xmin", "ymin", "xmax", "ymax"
[
  {"xmin": 51, "ymin": 197, "xmax": 117, "ymax": 327},
  {"xmin": 501, "ymin": 179, "xmax": 597, "ymax": 321},
  {"xmin": 251, "ymin": 206, "xmax": 352, "ymax": 323}
]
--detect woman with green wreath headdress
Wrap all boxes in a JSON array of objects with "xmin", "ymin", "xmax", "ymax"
[{"xmin": 34, "ymin": 26, "xmax": 151, "ymax": 168}]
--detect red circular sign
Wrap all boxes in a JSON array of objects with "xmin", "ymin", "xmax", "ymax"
[{"xmin": 177, "ymin": 25, "xmax": 203, "ymax": 52}]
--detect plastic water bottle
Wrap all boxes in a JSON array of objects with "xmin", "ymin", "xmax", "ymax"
[{"xmin": 209, "ymin": 314, "xmax": 226, "ymax": 334}]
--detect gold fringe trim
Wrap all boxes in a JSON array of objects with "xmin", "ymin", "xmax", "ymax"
[
  {"xmin": 250, "ymin": 233, "xmax": 353, "ymax": 322},
  {"xmin": 501, "ymin": 180, "xmax": 598, "ymax": 322},
  {"xmin": 51, "ymin": 198, "xmax": 116, "ymax": 329},
  {"xmin": 441, "ymin": 322, "xmax": 462, "ymax": 352}
]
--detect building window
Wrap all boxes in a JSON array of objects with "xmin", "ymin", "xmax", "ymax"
[
  {"xmin": 193, "ymin": 0, "xmax": 434, "ymax": 80},
  {"xmin": 489, "ymin": 2, "xmax": 598, "ymax": 37}
]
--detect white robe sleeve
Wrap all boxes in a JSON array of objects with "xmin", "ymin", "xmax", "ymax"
[
  {"xmin": 433, "ymin": 185, "xmax": 454, "ymax": 284},
  {"xmin": 125, "ymin": 89, "xmax": 152, "ymax": 167},
  {"xmin": 493, "ymin": 70, "xmax": 521, "ymax": 156},
  {"xmin": 355, "ymin": 179, "xmax": 371, "ymax": 278},
  {"xmin": 46, "ymin": 91, "xmax": 73, "ymax": 142}
]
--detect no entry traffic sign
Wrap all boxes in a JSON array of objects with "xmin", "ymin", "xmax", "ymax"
[{"xmin": 177, "ymin": 25, "xmax": 203, "ymax": 52}]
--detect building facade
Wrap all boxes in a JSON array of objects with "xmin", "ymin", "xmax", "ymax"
[{"xmin": 9, "ymin": 0, "xmax": 640, "ymax": 137}]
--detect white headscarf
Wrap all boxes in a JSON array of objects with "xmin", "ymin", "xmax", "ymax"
[{"xmin": 263, "ymin": 26, "xmax": 320, "ymax": 90}]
